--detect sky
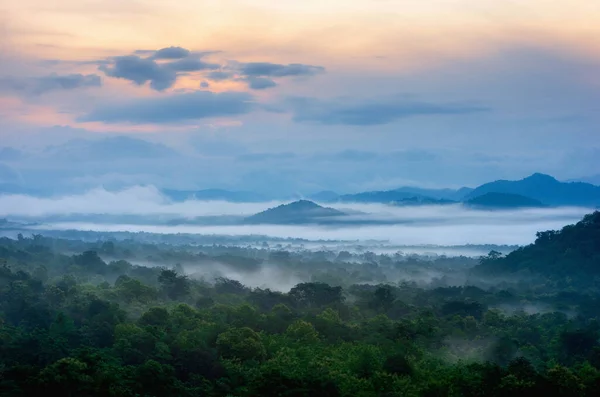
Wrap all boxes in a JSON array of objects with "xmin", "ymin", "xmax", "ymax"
[{"xmin": 1, "ymin": 0, "xmax": 600, "ymax": 195}]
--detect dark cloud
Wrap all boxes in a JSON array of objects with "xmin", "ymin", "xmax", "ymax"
[
  {"xmin": 79, "ymin": 91, "xmax": 254, "ymax": 124},
  {"xmin": 207, "ymin": 70, "xmax": 235, "ymax": 81},
  {"xmin": 0, "ymin": 73, "xmax": 102, "ymax": 95},
  {"xmin": 0, "ymin": 79, "xmax": 27, "ymax": 92},
  {"xmin": 239, "ymin": 62, "xmax": 325, "ymax": 77},
  {"xmin": 205, "ymin": 61, "xmax": 325, "ymax": 88},
  {"xmin": 200, "ymin": 81, "xmax": 210, "ymax": 88},
  {"xmin": 167, "ymin": 58, "xmax": 220, "ymax": 72},
  {"xmin": 288, "ymin": 96, "xmax": 488, "ymax": 126},
  {"xmin": 133, "ymin": 49, "xmax": 156, "ymax": 56},
  {"xmin": 98, "ymin": 47, "xmax": 324, "ymax": 91},
  {"xmin": 244, "ymin": 76, "xmax": 277, "ymax": 90},
  {"xmin": 152, "ymin": 46, "xmax": 190, "ymax": 60},
  {"xmin": 99, "ymin": 48, "xmax": 219, "ymax": 90},
  {"xmin": 99, "ymin": 55, "xmax": 176, "ymax": 91},
  {"xmin": 34, "ymin": 74, "xmax": 102, "ymax": 94}
]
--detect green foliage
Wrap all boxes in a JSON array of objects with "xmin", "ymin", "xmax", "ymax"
[
  {"xmin": 216, "ymin": 327, "xmax": 266, "ymax": 361},
  {"xmin": 0, "ymin": 225, "xmax": 599, "ymax": 396},
  {"xmin": 158, "ymin": 269, "xmax": 190, "ymax": 300},
  {"xmin": 286, "ymin": 320, "xmax": 319, "ymax": 343},
  {"xmin": 474, "ymin": 211, "xmax": 600, "ymax": 279}
]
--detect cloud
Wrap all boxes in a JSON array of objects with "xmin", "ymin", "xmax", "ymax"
[
  {"xmin": 167, "ymin": 58, "xmax": 220, "ymax": 72},
  {"xmin": 0, "ymin": 147, "xmax": 24, "ymax": 161},
  {"xmin": 99, "ymin": 55, "xmax": 176, "ymax": 91},
  {"xmin": 0, "ymin": 73, "xmax": 102, "ymax": 95},
  {"xmin": 98, "ymin": 47, "xmax": 324, "ymax": 91},
  {"xmin": 206, "ymin": 61, "xmax": 324, "ymax": 89},
  {"xmin": 200, "ymin": 81, "xmax": 210, "ymax": 88},
  {"xmin": 238, "ymin": 62, "xmax": 324, "ymax": 77},
  {"xmin": 79, "ymin": 91, "xmax": 254, "ymax": 124},
  {"xmin": 0, "ymin": 186, "xmax": 280, "ymax": 217},
  {"xmin": 98, "ymin": 48, "xmax": 219, "ymax": 90},
  {"xmin": 11, "ymin": 193, "xmax": 590, "ymax": 247},
  {"xmin": 99, "ymin": 50, "xmax": 217, "ymax": 91},
  {"xmin": 43, "ymin": 136, "xmax": 179, "ymax": 161},
  {"xmin": 287, "ymin": 96, "xmax": 488, "ymax": 126},
  {"xmin": 34, "ymin": 74, "xmax": 102, "ymax": 94},
  {"xmin": 244, "ymin": 76, "xmax": 277, "ymax": 90},
  {"xmin": 207, "ymin": 71, "xmax": 235, "ymax": 81},
  {"xmin": 0, "ymin": 163, "xmax": 21, "ymax": 184},
  {"xmin": 152, "ymin": 46, "xmax": 190, "ymax": 60}
]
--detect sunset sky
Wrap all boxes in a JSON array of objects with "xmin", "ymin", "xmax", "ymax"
[{"xmin": 1, "ymin": 0, "xmax": 599, "ymax": 194}]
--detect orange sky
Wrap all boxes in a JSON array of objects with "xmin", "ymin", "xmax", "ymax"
[
  {"xmin": 1, "ymin": 0, "xmax": 599, "ymax": 145},
  {"xmin": 3, "ymin": 0, "xmax": 600, "ymax": 68}
]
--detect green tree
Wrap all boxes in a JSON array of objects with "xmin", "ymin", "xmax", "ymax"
[
  {"xmin": 216, "ymin": 327, "xmax": 266, "ymax": 361},
  {"xmin": 158, "ymin": 269, "xmax": 190, "ymax": 300},
  {"xmin": 36, "ymin": 358, "xmax": 94, "ymax": 397},
  {"xmin": 286, "ymin": 320, "xmax": 319, "ymax": 343}
]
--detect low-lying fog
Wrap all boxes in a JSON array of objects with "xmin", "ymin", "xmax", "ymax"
[
  {"xmin": 2, "ymin": 186, "xmax": 592, "ymax": 246},
  {"xmin": 27, "ymin": 220, "xmax": 579, "ymax": 246}
]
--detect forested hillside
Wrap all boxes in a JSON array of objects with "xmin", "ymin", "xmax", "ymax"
[
  {"xmin": 474, "ymin": 211, "xmax": 600, "ymax": 278},
  {"xmin": 1, "ymin": 230, "xmax": 600, "ymax": 396}
]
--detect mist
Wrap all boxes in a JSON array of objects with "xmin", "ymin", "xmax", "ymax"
[
  {"xmin": 1, "ymin": 186, "xmax": 593, "ymax": 246},
  {"xmin": 27, "ymin": 219, "xmax": 579, "ymax": 246},
  {"xmin": 0, "ymin": 186, "xmax": 281, "ymax": 218}
]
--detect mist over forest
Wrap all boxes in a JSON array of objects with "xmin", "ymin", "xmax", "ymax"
[
  {"xmin": 2, "ymin": 178, "xmax": 600, "ymax": 396},
  {"xmin": 0, "ymin": 185, "xmax": 594, "ymax": 250}
]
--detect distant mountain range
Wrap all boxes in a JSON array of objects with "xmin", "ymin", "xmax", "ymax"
[
  {"xmin": 568, "ymin": 174, "xmax": 600, "ymax": 186},
  {"xmin": 464, "ymin": 173, "xmax": 600, "ymax": 207},
  {"xmin": 336, "ymin": 190, "xmax": 458, "ymax": 204},
  {"xmin": 306, "ymin": 173, "xmax": 600, "ymax": 208},
  {"xmin": 464, "ymin": 192, "xmax": 545, "ymax": 209},
  {"xmin": 2, "ymin": 172, "xmax": 600, "ymax": 208},
  {"xmin": 244, "ymin": 200, "xmax": 346, "ymax": 224},
  {"xmin": 390, "ymin": 197, "xmax": 457, "ymax": 206},
  {"xmin": 310, "ymin": 186, "xmax": 473, "ymax": 203}
]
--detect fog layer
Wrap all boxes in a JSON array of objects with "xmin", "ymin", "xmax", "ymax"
[{"xmin": 3, "ymin": 186, "xmax": 592, "ymax": 246}]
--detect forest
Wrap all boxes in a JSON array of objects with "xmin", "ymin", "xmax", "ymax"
[{"xmin": 1, "ymin": 212, "xmax": 600, "ymax": 396}]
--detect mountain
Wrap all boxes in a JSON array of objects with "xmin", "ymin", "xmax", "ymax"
[
  {"xmin": 162, "ymin": 189, "xmax": 268, "ymax": 202},
  {"xmin": 569, "ymin": 174, "xmax": 600, "ymax": 186},
  {"xmin": 472, "ymin": 211, "xmax": 600, "ymax": 277},
  {"xmin": 391, "ymin": 196, "xmax": 457, "ymax": 206},
  {"xmin": 335, "ymin": 186, "xmax": 471, "ymax": 204},
  {"xmin": 244, "ymin": 200, "xmax": 346, "ymax": 224},
  {"xmin": 466, "ymin": 173, "xmax": 600, "ymax": 207},
  {"xmin": 464, "ymin": 192, "xmax": 545, "ymax": 209},
  {"xmin": 338, "ymin": 190, "xmax": 434, "ymax": 203},
  {"xmin": 391, "ymin": 186, "xmax": 473, "ymax": 201}
]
